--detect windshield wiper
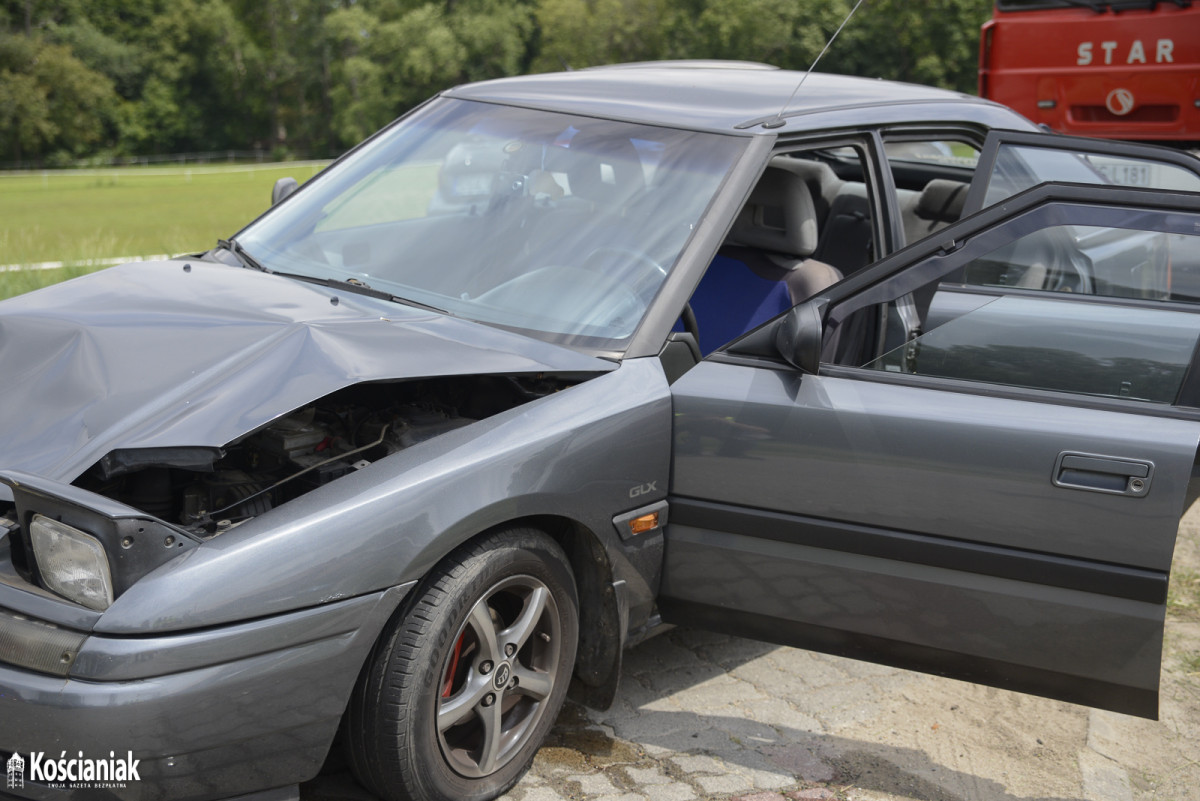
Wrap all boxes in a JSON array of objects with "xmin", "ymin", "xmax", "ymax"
[
  {"xmin": 215, "ymin": 238, "xmax": 447, "ymax": 314},
  {"xmin": 268, "ymin": 271, "xmax": 450, "ymax": 314},
  {"xmin": 383, "ymin": 293, "xmax": 451, "ymax": 315},
  {"xmin": 216, "ymin": 238, "xmax": 268, "ymax": 272}
]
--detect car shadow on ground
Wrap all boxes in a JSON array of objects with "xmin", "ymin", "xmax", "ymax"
[
  {"xmin": 538, "ymin": 627, "xmax": 1086, "ymax": 801},
  {"xmin": 303, "ymin": 626, "xmax": 1088, "ymax": 801}
]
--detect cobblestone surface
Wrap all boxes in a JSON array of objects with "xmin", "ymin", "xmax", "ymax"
[{"xmin": 304, "ymin": 516, "xmax": 1200, "ymax": 801}]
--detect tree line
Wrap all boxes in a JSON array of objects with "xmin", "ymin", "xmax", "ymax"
[{"xmin": 0, "ymin": 0, "xmax": 992, "ymax": 167}]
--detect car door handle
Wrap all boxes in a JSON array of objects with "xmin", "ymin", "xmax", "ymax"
[{"xmin": 1052, "ymin": 452, "xmax": 1153, "ymax": 497}]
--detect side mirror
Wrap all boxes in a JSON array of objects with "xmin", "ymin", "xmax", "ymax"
[
  {"xmin": 775, "ymin": 299, "xmax": 827, "ymax": 374},
  {"xmin": 271, "ymin": 177, "xmax": 299, "ymax": 206}
]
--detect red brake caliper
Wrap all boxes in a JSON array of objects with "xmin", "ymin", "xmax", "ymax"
[{"xmin": 442, "ymin": 633, "xmax": 466, "ymax": 698}]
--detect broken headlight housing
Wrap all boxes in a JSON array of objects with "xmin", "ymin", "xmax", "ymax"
[
  {"xmin": 3, "ymin": 471, "xmax": 200, "ymax": 611},
  {"xmin": 29, "ymin": 515, "xmax": 114, "ymax": 611}
]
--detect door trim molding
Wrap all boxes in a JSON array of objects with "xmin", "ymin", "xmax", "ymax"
[{"xmin": 670, "ymin": 497, "xmax": 1168, "ymax": 604}]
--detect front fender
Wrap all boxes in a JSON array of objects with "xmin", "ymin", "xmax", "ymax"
[{"xmin": 96, "ymin": 358, "xmax": 673, "ymax": 634}]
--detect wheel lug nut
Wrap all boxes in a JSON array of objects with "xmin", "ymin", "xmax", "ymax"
[
  {"xmin": 482, "ymin": 693, "xmax": 496, "ymax": 707},
  {"xmin": 480, "ymin": 661, "xmax": 493, "ymax": 674},
  {"xmin": 509, "ymin": 676, "xmax": 519, "ymax": 688},
  {"xmin": 504, "ymin": 643, "xmax": 516, "ymax": 657}
]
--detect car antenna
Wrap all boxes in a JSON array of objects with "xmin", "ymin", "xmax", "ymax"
[{"xmin": 764, "ymin": 0, "xmax": 867, "ymax": 129}]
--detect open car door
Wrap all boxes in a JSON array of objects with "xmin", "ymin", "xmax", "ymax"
[
  {"xmin": 662, "ymin": 133, "xmax": 1200, "ymax": 719},
  {"xmin": 963, "ymin": 128, "xmax": 1200, "ymax": 215}
]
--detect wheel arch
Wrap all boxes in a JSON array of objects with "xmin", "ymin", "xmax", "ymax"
[
  {"xmin": 404, "ymin": 512, "xmax": 626, "ymax": 710},
  {"xmin": 515, "ymin": 514, "xmax": 626, "ymax": 707}
]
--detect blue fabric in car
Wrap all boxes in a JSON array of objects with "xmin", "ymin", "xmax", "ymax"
[
  {"xmin": 676, "ymin": 250, "xmax": 794, "ymax": 356},
  {"xmin": 673, "ymin": 162, "xmax": 840, "ymax": 357}
]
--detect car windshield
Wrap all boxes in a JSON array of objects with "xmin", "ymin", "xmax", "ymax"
[{"xmin": 236, "ymin": 98, "xmax": 748, "ymax": 352}]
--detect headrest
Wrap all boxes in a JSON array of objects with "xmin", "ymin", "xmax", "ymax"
[
  {"xmin": 915, "ymin": 179, "xmax": 968, "ymax": 222},
  {"xmin": 559, "ymin": 131, "xmax": 645, "ymax": 206},
  {"xmin": 771, "ymin": 157, "xmax": 840, "ymax": 219},
  {"xmin": 729, "ymin": 165, "xmax": 819, "ymax": 257},
  {"xmin": 773, "ymin": 157, "xmax": 839, "ymax": 195}
]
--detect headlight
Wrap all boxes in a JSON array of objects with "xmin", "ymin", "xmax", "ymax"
[{"xmin": 29, "ymin": 515, "xmax": 114, "ymax": 611}]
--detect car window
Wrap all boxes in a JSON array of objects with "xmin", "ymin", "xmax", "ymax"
[
  {"xmin": 980, "ymin": 143, "xmax": 1200, "ymax": 208},
  {"xmin": 863, "ymin": 293, "xmax": 1200, "ymax": 404},
  {"xmin": 682, "ymin": 144, "xmax": 878, "ymax": 356},
  {"xmin": 882, "ymin": 137, "xmax": 981, "ymax": 247},
  {"xmin": 315, "ymin": 162, "xmax": 441, "ymax": 231},
  {"xmin": 824, "ymin": 202, "xmax": 1200, "ymax": 407},
  {"xmin": 237, "ymin": 98, "xmax": 749, "ymax": 352},
  {"xmin": 886, "ymin": 140, "xmax": 980, "ymax": 170},
  {"xmin": 961, "ymin": 224, "xmax": 1200, "ymax": 302}
]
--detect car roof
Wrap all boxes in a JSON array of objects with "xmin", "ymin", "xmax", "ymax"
[{"xmin": 444, "ymin": 61, "xmax": 1036, "ymax": 136}]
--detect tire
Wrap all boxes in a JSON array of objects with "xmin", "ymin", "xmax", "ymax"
[{"xmin": 346, "ymin": 527, "xmax": 579, "ymax": 801}]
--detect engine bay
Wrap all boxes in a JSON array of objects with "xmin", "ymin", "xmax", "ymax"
[{"xmin": 73, "ymin": 373, "xmax": 578, "ymax": 537}]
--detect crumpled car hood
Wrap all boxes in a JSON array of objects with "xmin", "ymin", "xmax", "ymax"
[{"xmin": 0, "ymin": 260, "xmax": 611, "ymax": 491}]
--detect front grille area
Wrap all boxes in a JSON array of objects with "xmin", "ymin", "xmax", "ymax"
[{"xmin": 1070, "ymin": 104, "xmax": 1180, "ymax": 124}]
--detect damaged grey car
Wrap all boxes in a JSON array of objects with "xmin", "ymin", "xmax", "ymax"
[{"xmin": 5, "ymin": 61, "xmax": 1200, "ymax": 801}]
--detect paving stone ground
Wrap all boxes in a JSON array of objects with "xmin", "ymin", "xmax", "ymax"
[{"xmin": 304, "ymin": 511, "xmax": 1200, "ymax": 801}]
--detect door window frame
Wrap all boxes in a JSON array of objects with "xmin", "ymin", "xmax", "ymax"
[
  {"xmin": 812, "ymin": 185, "xmax": 1200, "ymax": 417},
  {"xmin": 963, "ymin": 130, "xmax": 1200, "ymax": 217}
]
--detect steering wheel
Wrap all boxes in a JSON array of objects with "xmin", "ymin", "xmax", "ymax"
[
  {"xmin": 680, "ymin": 302, "xmax": 701, "ymax": 344},
  {"xmin": 474, "ymin": 264, "xmax": 646, "ymax": 335},
  {"xmin": 582, "ymin": 247, "xmax": 668, "ymax": 301}
]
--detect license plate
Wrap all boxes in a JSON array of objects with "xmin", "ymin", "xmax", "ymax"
[{"xmin": 1095, "ymin": 162, "xmax": 1152, "ymax": 187}]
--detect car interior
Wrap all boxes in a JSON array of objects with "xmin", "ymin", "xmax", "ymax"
[
  {"xmin": 682, "ymin": 135, "xmax": 1200, "ymax": 382},
  {"xmin": 681, "ymin": 141, "xmax": 977, "ymax": 358},
  {"xmin": 681, "ymin": 157, "xmax": 843, "ymax": 356},
  {"xmin": 685, "ymin": 133, "xmax": 1200, "ymax": 412}
]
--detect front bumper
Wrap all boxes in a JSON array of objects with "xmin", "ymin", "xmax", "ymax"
[{"xmin": 0, "ymin": 586, "xmax": 409, "ymax": 801}]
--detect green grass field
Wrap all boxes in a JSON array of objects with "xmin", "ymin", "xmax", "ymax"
[{"xmin": 0, "ymin": 162, "xmax": 327, "ymax": 300}]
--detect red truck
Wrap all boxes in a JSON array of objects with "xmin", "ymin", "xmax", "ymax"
[{"xmin": 979, "ymin": 0, "xmax": 1199, "ymax": 144}]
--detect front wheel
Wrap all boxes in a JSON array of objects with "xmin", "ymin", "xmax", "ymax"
[{"xmin": 346, "ymin": 528, "xmax": 579, "ymax": 801}]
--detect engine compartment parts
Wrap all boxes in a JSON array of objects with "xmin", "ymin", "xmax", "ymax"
[{"xmin": 73, "ymin": 374, "xmax": 576, "ymax": 536}]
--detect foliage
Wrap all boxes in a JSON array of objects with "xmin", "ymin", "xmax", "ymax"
[
  {"xmin": 0, "ymin": 32, "xmax": 117, "ymax": 165},
  {"xmin": 0, "ymin": 0, "xmax": 994, "ymax": 164},
  {"xmin": 823, "ymin": 0, "xmax": 992, "ymax": 94}
]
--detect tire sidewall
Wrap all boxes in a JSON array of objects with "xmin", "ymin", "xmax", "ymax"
[{"xmin": 395, "ymin": 531, "xmax": 578, "ymax": 801}]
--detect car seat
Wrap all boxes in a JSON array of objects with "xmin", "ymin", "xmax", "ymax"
[{"xmin": 686, "ymin": 162, "xmax": 842, "ymax": 355}]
